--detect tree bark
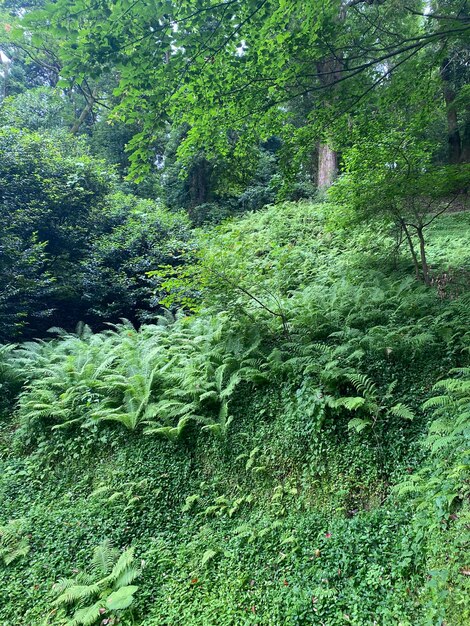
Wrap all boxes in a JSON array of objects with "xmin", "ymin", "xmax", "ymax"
[
  {"xmin": 316, "ymin": 52, "xmax": 342, "ymax": 189},
  {"xmin": 189, "ymin": 157, "xmax": 210, "ymax": 206},
  {"xmin": 460, "ymin": 111, "xmax": 470, "ymax": 163},
  {"xmin": 0, "ymin": 51, "xmax": 11, "ymax": 101},
  {"xmin": 318, "ymin": 143, "xmax": 338, "ymax": 188},
  {"xmin": 401, "ymin": 220, "xmax": 421, "ymax": 281},
  {"xmin": 70, "ymin": 87, "xmax": 98, "ymax": 135},
  {"xmin": 417, "ymin": 227, "xmax": 431, "ymax": 286}
]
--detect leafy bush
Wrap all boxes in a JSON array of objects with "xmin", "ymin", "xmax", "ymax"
[
  {"xmin": 81, "ymin": 193, "xmax": 193, "ymax": 324},
  {"xmin": 0, "ymin": 127, "xmax": 113, "ymax": 339},
  {"xmin": 0, "ymin": 87, "xmax": 74, "ymax": 131},
  {"xmin": 14, "ymin": 316, "xmax": 266, "ymax": 442},
  {"xmin": 0, "ymin": 518, "xmax": 30, "ymax": 566},
  {"xmin": 397, "ymin": 368, "xmax": 470, "ymax": 623}
]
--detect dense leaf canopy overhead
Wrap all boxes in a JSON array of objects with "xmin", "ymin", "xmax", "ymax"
[{"xmin": 9, "ymin": 0, "xmax": 468, "ymax": 176}]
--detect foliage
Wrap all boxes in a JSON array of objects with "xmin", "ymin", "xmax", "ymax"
[
  {"xmin": 17, "ymin": 0, "xmax": 469, "ymax": 180},
  {"xmin": 51, "ymin": 540, "xmax": 140, "ymax": 626},
  {"xmin": 14, "ymin": 315, "xmax": 265, "ymax": 440},
  {"xmin": 0, "ymin": 127, "xmax": 113, "ymax": 339},
  {"xmin": 0, "ymin": 518, "xmax": 30, "ymax": 566},
  {"xmin": 15, "ymin": 321, "xmax": 163, "ymax": 435},
  {"xmin": 1, "ymin": 1, "xmax": 470, "ymax": 623},
  {"xmin": 0, "ymin": 232, "xmax": 53, "ymax": 342},
  {"xmin": 0, "ymin": 126, "xmax": 195, "ymax": 340},
  {"xmin": 396, "ymin": 367, "xmax": 470, "ymax": 623},
  {"xmin": 330, "ymin": 128, "xmax": 470, "ymax": 284},
  {"xmin": 0, "ymin": 201, "xmax": 470, "ymax": 625},
  {"xmin": 0, "ymin": 87, "xmax": 74, "ymax": 131},
  {"xmin": 81, "ymin": 192, "xmax": 194, "ymax": 324}
]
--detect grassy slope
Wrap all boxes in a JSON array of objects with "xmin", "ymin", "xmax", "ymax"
[{"xmin": 0, "ymin": 203, "xmax": 469, "ymax": 626}]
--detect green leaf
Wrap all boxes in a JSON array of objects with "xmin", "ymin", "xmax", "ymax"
[
  {"xmin": 106, "ymin": 585, "xmax": 138, "ymax": 611},
  {"xmin": 201, "ymin": 549, "xmax": 217, "ymax": 566},
  {"xmin": 348, "ymin": 417, "xmax": 372, "ymax": 433},
  {"xmin": 69, "ymin": 601, "xmax": 104, "ymax": 626}
]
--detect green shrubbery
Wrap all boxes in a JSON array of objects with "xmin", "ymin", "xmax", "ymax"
[
  {"xmin": 0, "ymin": 128, "xmax": 196, "ymax": 341},
  {"xmin": 0, "ymin": 201, "xmax": 469, "ymax": 625}
]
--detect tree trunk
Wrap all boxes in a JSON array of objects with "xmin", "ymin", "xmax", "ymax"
[
  {"xmin": 460, "ymin": 111, "xmax": 470, "ymax": 163},
  {"xmin": 318, "ymin": 143, "xmax": 338, "ymax": 189},
  {"xmin": 315, "ymin": 52, "xmax": 342, "ymax": 189},
  {"xmin": 401, "ymin": 221, "xmax": 421, "ymax": 281},
  {"xmin": 417, "ymin": 227, "xmax": 431, "ymax": 286},
  {"xmin": 189, "ymin": 157, "xmax": 210, "ymax": 206},
  {"xmin": 441, "ymin": 58, "xmax": 461, "ymax": 164},
  {"xmin": 71, "ymin": 89, "xmax": 97, "ymax": 135},
  {"xmin": 0, "ymin": 51, "xmax": 11, "ymax": 101}
]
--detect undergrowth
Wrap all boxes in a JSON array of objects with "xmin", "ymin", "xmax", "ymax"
[{"xmin": 0, "ymin": 201, "xmax": 469, "ymax": 625}]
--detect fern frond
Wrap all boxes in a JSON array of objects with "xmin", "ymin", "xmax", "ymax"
[
  {"xmin": 348, "ymin": 417, "xmax": 372, "ymax": 433},
  {"xmin": 54, "ymin": 584, "xmax": 101, "ymax": 606},
  {"xmin": 113, "ymin": 566, "xmax": 141, "ymax": 589},
  {"xmin": 333, "ymin": 396, "xmax": 366, "ymax": 411},
  {"xmin": 347, "ymin": 373, "xmax": 377, "ymax": 398},
  {"xmin": 108, "ymin": 547, "xmax": 135, "ymax": 582},
  {"xmin": 423, "ymin": 395, "xmax": 453, "ymax": 410},
  {"xmin": 69, "ymin": 601, "xmax": 104, "ymax": 626},
  {"xmin": 91, "ymin": 540, "xmax": 118, "ymax": 577},
  {"xmin": 389, "ymin": 403, "xmax": 414, "ymax": 420}
]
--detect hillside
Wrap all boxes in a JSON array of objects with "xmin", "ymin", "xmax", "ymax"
[{"xmin": 1, "ymin": 201, "xmax": 469, "ymax": 626}]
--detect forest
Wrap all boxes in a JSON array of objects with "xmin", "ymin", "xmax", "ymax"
[{"xmin": 0, "ymin": 0, "xmax": 469, "ymax": 624}]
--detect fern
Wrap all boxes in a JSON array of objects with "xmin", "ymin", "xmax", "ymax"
[
  {"xmin": 346, "ymin": 373, "xmax": 377, "ymax": 398},
  {"xmin": 348, "ymin": 417, "xmax": 373, "ymax": 433},
  {"xmin": 200, "ymin": 549, "xmax": 218, "ymax": 567},
  {"xmin": 182, "ymin": 494, "xmax": 200, "ymax": 513},
  {"xmin": 0, "ymin": 518, "xmax": 30, "ymax": 566},
  {"xmin": 91, "ymin": 540, "xmax": 118, "ymax": 578},
  {"xmin": 334, "ymin": 396, "xmax": 367, "ymax": 411},
  {"xmin": 50, "ymin": 541, "xmax": 140, "ymax": 625},
  {"xmin": 67, "ymin": 601, "xmax": 104, "ymax": 626},
  {"xmin": 54, "ymin": 584, "xmax": 101, "ymax": 607},
  {"xmin": 389, "ymin": 403, "xmax": 414, "ymax": 421},
  {"xmin": 397, "ymin": 368, "xmax": 470, "ymax": 523}
]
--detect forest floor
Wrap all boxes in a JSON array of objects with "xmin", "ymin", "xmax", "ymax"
[{"xmin": 0, "ymin": 201, "xmax": 469, "ymax": 626}]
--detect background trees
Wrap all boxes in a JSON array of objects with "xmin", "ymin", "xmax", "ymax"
[
  {"xmin": 0, "ymin": 127, "xmax": 193, "ymax": 340},
  {"xmin": 11, "ymin": 0, "xmax": 467, "ymax": 175},
  {"xmin": 0, "ymin": 0, "xmax": 468, "ymax": 341},
  {"xmin": 0, "ymin": 128, "xmax": 112, "ymax": 339},
  {"xmin": 0, "ymin": 3, "xmax": 470, "ymax": 625}
]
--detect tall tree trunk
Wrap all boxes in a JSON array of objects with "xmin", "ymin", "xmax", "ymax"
[
  {"xmin": 0, "ymin": 51, "xmax": 11, "ymax": 101},
  {"xmin": 318, "ymin": 143, "xmax": 338, "ymax": 188},
  {"xmin": 189, "ymin": 157, "xmax": 210, "ymax": 206},
  {"xmin": 441, "ymin": 58, "xmax": 461, "ymax": 164},
  {"xmin": 315, "ymin": 50, "xmax": 342, "ymax": 189},
  {"xmin": 401, "ymin": 220, "xmax": 421, "ymax": 281}
]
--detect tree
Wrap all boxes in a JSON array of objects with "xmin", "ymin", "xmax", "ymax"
[
  {"xmin": 0, "ymin": 232, "xmax": 52, "ymax": 342},
  {"xmin": 0, "ymin": 86, "xmax": 74, "ymax": 130},
  {"xmin": 0, "ymin": 127, "xmax": 113, "ymax": 338},
  {"xmin": 81, "ymin": 192, "xmax": 193, "ymax": 324},
  {"xmin": 13, "ymin": 0, "xmax": 469, "ymax": 187},
  {"xmin": 331, "ymin": 128, "xmax": 470, "ymax": 285}
]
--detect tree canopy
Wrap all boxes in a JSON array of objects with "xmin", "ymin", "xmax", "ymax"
[{"xmin": 4, "ymin": 0, "xmax": 467, "ymax": 181}]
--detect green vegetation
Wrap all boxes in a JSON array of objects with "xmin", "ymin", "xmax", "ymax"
[
  {"xmin": 0, "ymin": 1, "xmax": 469, "ymax": 624},
  {"xmin": 1, "ymin": 201, "xmax": 469, "ymax": 624}
]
